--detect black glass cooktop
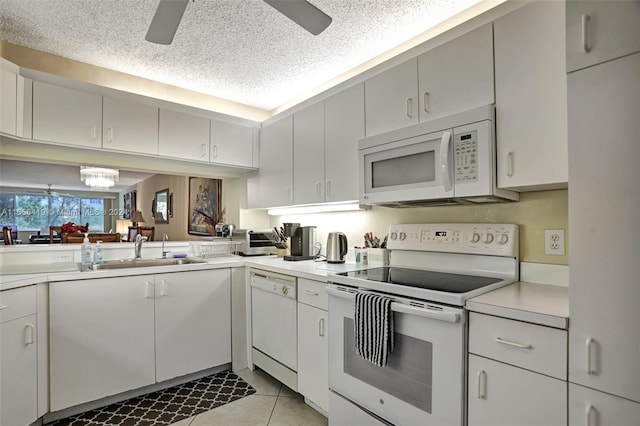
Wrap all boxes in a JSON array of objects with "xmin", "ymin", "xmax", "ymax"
[{"xmin": 336, "ymin": 267, "xmax": 501, "ymax": 293}]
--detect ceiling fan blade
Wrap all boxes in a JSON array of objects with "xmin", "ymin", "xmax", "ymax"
[
  {"xmin": 145, "ymin": 0, "xmax": 190, "ymax": 45},
  {"xmin": 264, "ymin": 0, "xmax": 332, "ymax": 35}
]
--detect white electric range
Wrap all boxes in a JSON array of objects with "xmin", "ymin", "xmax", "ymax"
[{"xmin": 327, "ymin": 223, "xmax": 519, "ymax": 426}]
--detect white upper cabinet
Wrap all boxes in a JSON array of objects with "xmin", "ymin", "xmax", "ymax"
[
  {"xmin": 210, "ymin": 120, "xmax": 256, "ymax": 168},
  {"xmin": 159, "ymin": 108, "xmax": 209, "ymax": 161},
  {"xmin": 325, "ymin": 83, "xmax": 365, "ymax": 203},
  {"xmin": 293, "ymin": 102, "xmax": 325, "ymax": 205},
  {"xmin": 0, "ymin": 60, "xmax": 17, "ymax": 135},
  {"xmin": 103, "ymin": 97, "xmax": 159, "ymax": 155},
  {"xmin": 33, "ymin": 81, "xmax": 102, "ymax": 148},
  {"xmin": 566, "ymin": 0, "xmax": 640, "ymax": 73},
  {"xmin": 248, "ymin": 115, "xmax": 293, "ymax": 208},
  {"xmin": 494, "ymin": 0, "xmax": 568, "ymax": 191},
  {"xmin": 364, "ymin": 58, "xmax": 418, "ymax": 136},
  {"xmin": 418, "ymin": 23, "xmax": 494, "ymax": 122}
]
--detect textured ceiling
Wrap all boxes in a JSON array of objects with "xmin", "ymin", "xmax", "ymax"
[{"xmin": 0, "ymin": 0, "xmax": 484, "ymax": 111}]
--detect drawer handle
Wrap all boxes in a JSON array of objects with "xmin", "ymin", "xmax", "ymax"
[
  {"xmin": 304, "ymin": 290, "xmax": 319, "ymax": 296},
  {"xmin": 477, "ymin": 370, "xmax": 487, "ymax": 399},
  {"xmin": 494, "ymin": 336, "xmax": 532, "ymax": 349},
  {"xmin": 586, "ymin": 337, "xmax": 594, "ymax": 375},
  {"xmin": 0, "ymin": 304, "xmax": 7, "ymax": 310},
  {"xmin": 25, "ymin": 323, "xmax": 35, "ymax": 345}
]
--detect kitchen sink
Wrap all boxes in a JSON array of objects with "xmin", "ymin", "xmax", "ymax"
[{"xmin": 90, "ymin": 257, "xmax": 205, "ymax": 270}]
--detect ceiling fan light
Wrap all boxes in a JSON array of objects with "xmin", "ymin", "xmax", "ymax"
[{"xmin": 80, "ymin": 166, "xmax": 119, "ymax": 190}]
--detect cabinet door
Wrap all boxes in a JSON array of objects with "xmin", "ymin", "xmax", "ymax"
[
  {"xmin": 33, "ymin": 81, "xmax": 102, "ymax": 147},
  {"xmin": 0, "ymin": 62, "xmax": 17, "ymax": 135},
  {"xmin": 568, "ymin": 53, "xmax": 640, "ymax": 402},
  {"xmin": 103, "ymin": 97, "xmax": 158, "ymax": 155},
  {"xmin": 566, "ymin": 0, "xmax": 640, "ymax": 73},
  {"xmin": 297, "ymin": 303, "xmax": 328, "ymax": 412},
  {"xmin": 210, "ymin": 120, "xmax": 255, "ymax": 167},
  {"xmin": 159, "ymin": 109, "xmax": 210, "ymax": 161},
  {"xmin": 494, "ymin": 0, "xmax": 567, "ymax": 190},
  {"xmin": 0, "ymin": 315, "xmax": 38, "ymax": 426},
  {"xmin": 247, "ymin": 115, "xmax": 293, "ymax": 208},
  {"xmin": 325, "ymin": 83, "xmax": 365, "ymax": 203},
  {"xmin": 155, "ymin": 269, "xmax": 231, "ymax": 382},
  {"xmin": 364, "ymin": 58, "xmax": 418, "ymax": 136},
  {"xmin": 468, "ymin": 355, "xmax": 566, "ymax": 426},
  {"xmin": 293, "ymin": 102, "xmax": 325, "ymax": 205},
  {"xmin": 418, "ymin": 23, "xmax": 494, "ymax": 122},
  {"xmin": 569, "ymin": 383, "xmax": 640, "ymax": 426},
  {"xmin": 49, "ymin": 276, "xmax": 155, "ymax": 411}
]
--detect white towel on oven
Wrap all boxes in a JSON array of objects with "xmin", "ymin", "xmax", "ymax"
[{"xmin": 354, "ymin": 292, "xmax": 395, "ymax": 367}]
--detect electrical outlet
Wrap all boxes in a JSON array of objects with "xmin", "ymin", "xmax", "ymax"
[{"xmin": 545, "ymin": 229, "xmax": 565, "ymax": 255}]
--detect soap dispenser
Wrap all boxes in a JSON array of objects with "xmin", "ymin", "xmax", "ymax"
[
  {"xmin": 81, "ymin": 233, "xmax": 92, "ymax": 271},
  {"xmin": 93, "ymin": 240, "xmax": 104, "ymax": 265}
]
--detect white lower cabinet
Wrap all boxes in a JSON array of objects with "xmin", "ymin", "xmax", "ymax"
[
  {"xmin": 155, "ymin": 270, "xmax": 231, "ymax": 382},
  {"xmin": 568, "ymin": 383, "xmax": 640, "ymax": 426},
  {"xmin": 0, "ymin": 285, "xmax": 38, "ymax": 426},
  {"xmin": 468, "ymin": 355, "xmax": 566, "ymax": 426},
  {"xmin": 297, "ymin": 278, "xmax": 328, "ymax": 412},
  {"xmin": 468, "ymin": 312, "xmax": 568, "ymax": 426},
  {"xmin": 50, "ymin": 269, "xmax": 231, "ymax": 411}
]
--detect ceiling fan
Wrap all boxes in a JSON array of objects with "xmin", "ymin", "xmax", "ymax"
[
  {"xmin": 24, "ymin": 185, "xmax": 75, "ymax": 198},
  {"xmin": 145, "ymin": 0, "xmax": 333, "ymax": 45}
]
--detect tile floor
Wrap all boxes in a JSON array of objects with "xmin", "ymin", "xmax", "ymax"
[{"xmin": 169, "ymin": 368, "xmax": 328, "ymax": 426}]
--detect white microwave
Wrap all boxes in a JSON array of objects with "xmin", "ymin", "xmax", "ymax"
[{"xmin": 359, "ymin": 105, "xmax": 518, "ymax": 206}]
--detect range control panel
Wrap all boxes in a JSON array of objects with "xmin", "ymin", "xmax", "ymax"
[{"xmin": 387, "ymin": 223, "xmax": 518, "ymax": 257}]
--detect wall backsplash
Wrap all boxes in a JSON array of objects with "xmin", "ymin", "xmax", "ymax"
[{"xmin": 266, "ymin": 189, "xmax": 568, "ymax": 265}]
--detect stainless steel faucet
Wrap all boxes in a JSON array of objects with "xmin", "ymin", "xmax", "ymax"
[
  {"xmin": 134, "ymin": 234, "xmax": 144, "ymax": 259},
  {"xmin": 162, "ymin": 233, "xmax": 169, "ymax": 258}
]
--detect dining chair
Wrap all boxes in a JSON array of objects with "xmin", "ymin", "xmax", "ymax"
[{"xmin": 2, "ymin": 226, "xmax": 15, "ymax": 245}]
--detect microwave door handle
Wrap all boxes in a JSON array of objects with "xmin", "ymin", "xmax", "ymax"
[{"xmin": 440, "ymin": 131, "xmax": 453, "ymax": 192}]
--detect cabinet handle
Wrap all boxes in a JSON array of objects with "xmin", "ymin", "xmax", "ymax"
[
  {"xmin": 406, "ymin": 98, "xmax": 413, "ymax": 118},
  {"xmin": 316, "ymin": 182, "xmax": 322, "ymax": 198},
  {"xmin": 477, "ymin": 370, "xmax": 487, "ymax": 399},
  {"xmin": 107, "ymin": 127, "xmax": 114, "ymax": 143},
  {"xmin": 507, "ymin": 151, "xmax": 514, "ymax": 177},
  {"xmin": 212, "ymin": 144, "xmax": 218, "ymax": 159},
  {"xmin": 287, "ymin": 187, "xmax": 293, "ymax": 201},
  {"xmin": 160, "ymin": 280, "xmax": 168, "ymax": 297},
  {"xmin": 304, "ymin": 290, "xmax": 319, "ymax": 296},
  {"xmin": 586, "ymin": 337, "xmax": 594, "ymax": 374},
  {"xmin": 90, "ymin": 124, "xmax": 97, "ymax": 141},
  {"xmin": 581, "ymin": 14, "xmax": 591, "ymax": 53},
  {"xmin": 423, "ymin": 92, "xmax": 430, "ymax": 113},
  {"xmin": 584, "ymin": 403, "xmax": 593, "ymax": 426},
  {"xmin": 0, "ymin": 304, "xmax": 7, "ymax": 310},
  {"xmin": 319, "ymin": 318, "xmax": 325, "ymax": 337},
  {"xmin": 25, "ymin": 323, "xmax": 35, "ymax": 345},
  {"xmin": 201, "ymin": 143, "xmax": 207, "ymax": 158},
  {"xmin": 326, "ymin": 180, "xmax": 332, "ymax": 197},
  {"xmin": 144, "ymin": 282, "xmax": 153, "ymax": 299},
  {"xmin": 494, "ymin": 336, "xmax": 532, "ymax": 349}
]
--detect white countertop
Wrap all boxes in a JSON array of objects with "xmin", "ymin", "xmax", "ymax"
[
  {"xmin": 466, "ymin": 281, "xmax": 569, "ymax": 329},
  {"xmin": 243, "ymin": 255, "xmax": 366, "ymax": 281}
]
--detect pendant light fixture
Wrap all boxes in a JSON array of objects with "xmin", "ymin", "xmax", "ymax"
[{"xmin": 80, "ymin": 166, "xmax": 119, "ymax": 190}]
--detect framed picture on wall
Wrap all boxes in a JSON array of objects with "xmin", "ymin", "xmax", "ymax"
[
  {"xmin": 188, "ymin": 177, "xmax": 223, "ymax": 236},
  {"xmin": 123, "ymin": 190, "xmax": 136, "ymax": 219}
]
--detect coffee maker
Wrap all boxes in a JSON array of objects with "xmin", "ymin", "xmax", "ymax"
[{"xmin": 283, "ymin": 223, "xmax": 316, "ymax": 261}]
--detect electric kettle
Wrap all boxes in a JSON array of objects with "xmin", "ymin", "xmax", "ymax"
[{"xmin": 326, "ymin": 232, "xmax": 348, "ymax": 263}]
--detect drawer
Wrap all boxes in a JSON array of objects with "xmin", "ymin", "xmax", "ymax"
[
  {"xmin": 297, "ymin": 278, "xmax": 327, "ymax": 310},
  {"xmin": 469, "ymin": 312, "xmax": 567, "ymax": 380},
  {"xmin": 0, "ymin": 285, "xmax": 37, "ymax": 323}
]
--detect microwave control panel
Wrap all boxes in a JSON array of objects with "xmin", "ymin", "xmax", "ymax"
[{"xmin": 454, "ymin": 130, "xmax": 478, "ymax": 183}]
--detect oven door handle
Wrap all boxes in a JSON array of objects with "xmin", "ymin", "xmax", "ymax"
[{"xmin": 327, "ymin": 286, "xmax": 461, "ymax": 323}]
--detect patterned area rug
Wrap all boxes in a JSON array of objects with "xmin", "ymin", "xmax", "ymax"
[{"xmin": 50, "ymin": 370, "xmax": 256, "ymax": 426}]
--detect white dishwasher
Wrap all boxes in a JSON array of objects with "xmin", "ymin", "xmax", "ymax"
[{"xmin": 250, "ymin": 270, "xmax": 298, "ymax": 389}]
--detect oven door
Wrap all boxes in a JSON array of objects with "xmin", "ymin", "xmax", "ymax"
[
  {"xmin": 327, "ymin": 285, "xmax": 466, "ymax": 426},
  {"xmin": 359, "ymin": 129, "xmax": 454, "ymax": 204}
]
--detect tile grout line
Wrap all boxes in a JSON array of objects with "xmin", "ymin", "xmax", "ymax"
[{"xmin": 266, "ymin": 384, "xmax": 283, "ymax": 425}]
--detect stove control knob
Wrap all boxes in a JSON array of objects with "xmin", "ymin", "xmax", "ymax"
[
  {"xmin": 484, "ymin": 233, "xmax": 494, "ymax": 244},
  {"xmin": 390, "ymin": 232, "xmax": 398, "ymax": 240},
  {"xmin": 399, "ymin": 232, "xmax": 407, "ymax": 241},
  {"xmin": 282, "ymin": 286, "xmax": 289, "ymax": 296},
  {"xmin": 469, "ymin": 232, "xmax": 481, "ymax": 244},
  {"xmin": 497, "ymin": 233, "xmax": 509, "ymax": 245}
]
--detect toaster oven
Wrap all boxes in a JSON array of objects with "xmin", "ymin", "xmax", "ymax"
[{"xmin": 231, "ymin": 229, "xmax": 277, "ymax": 256}]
